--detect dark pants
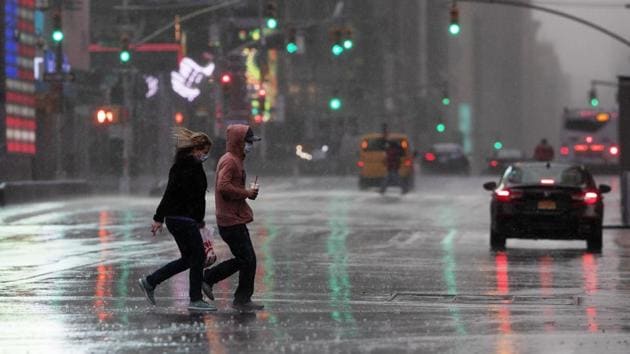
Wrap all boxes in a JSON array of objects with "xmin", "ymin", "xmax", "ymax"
[
  {"xmin": 147, "ymin": 217, "xmax": 204, "ymax": 302},
  {"xmin": 380, "ymin": 170, "xmax": 403, "ymax": 194},
  {"xmin": 203, "ymin": 224, "xmax": 256, "ymax": 304}
]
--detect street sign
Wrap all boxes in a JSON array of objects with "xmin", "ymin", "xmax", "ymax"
[{"xmin": 43, "ymin": 72, "xmax": 76, "ymax": 82}]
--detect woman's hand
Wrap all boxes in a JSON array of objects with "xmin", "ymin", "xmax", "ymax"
[{"xmin": 151, "ymin": 221, "xmax": 163, "ymax": 236}]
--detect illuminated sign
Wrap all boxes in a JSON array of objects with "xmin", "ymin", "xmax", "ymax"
[
  {"xmin": 170, "ymin": 57, "xmax": 215, "ymax": 102},
  {"xmin": 144, "ymin": 75, "xmax": 159, "ymax": 98},
  {"xmin": 3, "ymin": 0, "xmax": 37, "ymax": 155}
]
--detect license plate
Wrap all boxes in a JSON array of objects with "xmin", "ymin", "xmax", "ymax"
[{"xmin": 538, "ymin": 200, "xmax": 556, "ymax": 210}]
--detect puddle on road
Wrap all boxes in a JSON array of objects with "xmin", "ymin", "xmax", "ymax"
[{"xmin": 388, "ymin": 292, "xmax": 581, "ymax": 306}]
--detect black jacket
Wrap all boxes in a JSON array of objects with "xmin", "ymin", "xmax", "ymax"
[{"xmin": 153, "ymin": 155, "xmax": 207, "ymax": 224}]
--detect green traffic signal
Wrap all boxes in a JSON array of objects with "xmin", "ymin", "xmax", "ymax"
[
  {"xmin": 449, "ymin": 23, "xmax": 461, "ymax": 36},
  {"xmin": 436, "ymin": 123, "xmax": 446, "ymax": 133},
  {"xmin": 590, "ymin": 97, "xmax": 599, "ymax": 107},
  {"xmin": 329, "ymin": 97, "xmax": 342, "ymax": 110},
  {"xmin": 119, "ymin": 50, "xmax": 131, "ymax": 63},
  {"xmin": 52, "ymin": 30, "xmax": 64, "ymax": 42},
  {"xmin": 266, "ymin": 18, "xmax": 278, "ymax": 29},
  {"xmin": 343, "ymin": 39, "xmax": 353, "ymax": 50},
  {"xmin": 442, "ymin": 97, "xmax": 451, "ymax": 106},
  {"xmin": 493, "ymin": 141, "xmax": 503, "ymax": 150},
  {"xmin": 331, "ymin": 44, "xmax": 344, "ymax": 56},
  {"xmin": 286, "ymin": 42, "xmax": 298, "ymax": 54}
]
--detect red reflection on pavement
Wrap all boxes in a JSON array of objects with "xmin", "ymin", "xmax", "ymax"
[
  {"xmin": 582, "ymin": 253, "xmax": 599, "ymax": 332},
  {"xmin": 95, "ymin": 211, "xmax": 113, "ymax": 321},
  {"xmin": 539, "ymin": 255, "xmax": 555, "ymax": 332},
  {"xmin": 495, "ymin": 252, "xmax": 509, "ymax": 295},
  {"xmin": 582, "ymin": 253, "xmax": 597, "ymax": 295}
]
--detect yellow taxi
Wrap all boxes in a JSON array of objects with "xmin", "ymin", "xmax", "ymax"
[{"xmin": 357, "ymin": 133, "xmax": 414, "ymax": 190}]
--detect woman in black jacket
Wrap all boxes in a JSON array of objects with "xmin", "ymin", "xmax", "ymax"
[{"xmin": 138, "ymin": 128, "xmax": 215, "ymax": 312}]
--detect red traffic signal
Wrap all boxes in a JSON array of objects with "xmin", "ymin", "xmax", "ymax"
[
  {"xmin": 174, "ymin": 112, "xmax": 184, "ymax": 125},
  {"xmin": 221, "ymin": 73, "xmax": 232, "ymax": 84}
]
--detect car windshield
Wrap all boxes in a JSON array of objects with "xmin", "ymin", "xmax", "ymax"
[{"xmin": 502, "ymin": 165, "xmax": 588, "ymax": 187}]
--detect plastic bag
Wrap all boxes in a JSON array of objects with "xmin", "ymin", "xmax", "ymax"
[{"xmin": 200, "ymin": 226, "xmax": 217, "ymax": 268}]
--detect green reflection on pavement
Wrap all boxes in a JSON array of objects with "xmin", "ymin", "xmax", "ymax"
[
  {"xmin": 440, "ymin": 221, "xmax": 467, "ymax": 335},
  {"xmin": 326, "ymin": 198, "xmax": 357, "ymax": 337}
]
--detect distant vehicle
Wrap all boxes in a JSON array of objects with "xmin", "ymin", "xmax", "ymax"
[
  {"xmin": 420, "ymin": 143, "xmax": 470, "ymax": 175},
  {"xmin": 483, "ymin": 162, "xmax": 610, "ymax": 251},
  {"xmin": 486, "ymin": 149, "xmax": 525, "ymax": 175},
  {"xmin": 357, "ymin": 133, "xmax": 414, "ymax": 190},
  {"xmin": 558, "ymin": 108, "xmax": 619, "ymax": 166}
]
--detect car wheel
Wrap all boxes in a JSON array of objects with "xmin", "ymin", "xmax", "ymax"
[
  {"xmin": 490, "ymin": 228, "xmax": 506, "ymax": 251},
  {"xmin": 586, "ymin": 222, "xmax": 603, "ymax": 252}
]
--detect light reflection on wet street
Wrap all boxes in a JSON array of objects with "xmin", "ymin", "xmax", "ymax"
[{"xmin": 1, "ymin": 176, "xmax": 630, "ymax": 353}]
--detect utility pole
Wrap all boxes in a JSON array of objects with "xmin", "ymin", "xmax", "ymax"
[
  {"xmin": 258, "ymin": 0, "xmax": 267, "ymax": 162},
  {"xmin": 52, "ymin": 0, "xmax": 64, "ymax": 179},
  {"xmin": 119, "ymin": 0, "xmax": 133, "ymax": 194}
]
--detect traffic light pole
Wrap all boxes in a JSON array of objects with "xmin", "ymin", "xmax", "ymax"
[
  {"xmin": 119, "ymin": 0, "xmax": 133, "ymax": 194},
  {"xmin": 53, "ymin": 0, "xmax": 64, "ymax": 179},
  {"xmin": 456, "ymin": 0, "xmax": 630, "ymax": 48}
]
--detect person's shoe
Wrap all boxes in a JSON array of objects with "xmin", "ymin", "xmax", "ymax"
[
  {"xmin": 201, "ymin": 282, "xmax": 214, "ymax": 301},
  {"xmin": 138, "ymin": 277, "xmax": 156, "ymax": 306},
  {"xmin": 232, "ymin": 301, "xmax": 264, "ymax": 312},
  {"xmin": 188, "ymin": 300, "xmax": 217, "ymax": 312}
]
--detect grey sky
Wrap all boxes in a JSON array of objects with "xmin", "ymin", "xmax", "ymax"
[{"xmin": 533, "ymin": 0, "xmax": 630, "ymax": 109}]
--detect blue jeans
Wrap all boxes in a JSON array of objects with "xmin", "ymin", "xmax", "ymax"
[
  {"xmin": 203, "ymin": 224, "xmax": 256, "ymax": 304},
  {"xmin": 147, "ymin": 217, "xmax": 204, "ymax": 301}
]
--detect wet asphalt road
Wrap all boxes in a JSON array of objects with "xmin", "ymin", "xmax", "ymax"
[{"xmin": 1, "ymin": 175, "xmax": 630, "ymax": 353}]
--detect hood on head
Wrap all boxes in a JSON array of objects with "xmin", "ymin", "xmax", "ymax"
[{"xmin": 226, "ymin": 124, "xmax": 250, "ymax": 156}]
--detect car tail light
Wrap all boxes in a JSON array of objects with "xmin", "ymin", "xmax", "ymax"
[
  {"xmin": 584, "ymin": 192, "xmax": 599, "ymax": 205},
  {"xmin": 357, "ymin": 161, "xmax": 365, "ymax": 168},
  {"xmin": 489, "ymin": 160, "xmax": 498, "ymax": 167},
  {"xmin": 572, "ymin": 191, "xmax": 599, "ymax": 205},
  {"xmin": 404, "ymin": 159, "xmax": 412, "ymax": 167},
  {"xmin": 495, "ymin": 189, "xmax": 522, "ymax": 202},
  {"xmin": 540, "ymin": 179, "xmax": 555, "ymax": 185},
  {"xmin": 424, "ymin": 152, "xmax": 436, "ymax": 162},
  {"xmin": 574, "ymin": 144, "xmax": 588, "ymax": 152},
  {"xmin": 586, "ymin": 136, "xmax": 593, "ymax": 143},
  {"xmin": 361, "ymin": 140, "xmax": 368, "ymax": 150},
  {"xmin": 560, "ymin": 146, "xmax": 570, "ymax": 155},
  {"xmin": 610, "ymin": 146, "xmax": 619, "ymax": 156},
  {"xmin": 590, "ymin": 144, "xmax": 605, "ymax": 152}
]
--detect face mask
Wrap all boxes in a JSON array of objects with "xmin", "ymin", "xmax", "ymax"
[
  {"xmin": 244, "ymin": 142, "xmax": 253, "ymax": 155},
  {"xmin": 199, "ymin": 154, "xmax": 209, "ymax": 162}
]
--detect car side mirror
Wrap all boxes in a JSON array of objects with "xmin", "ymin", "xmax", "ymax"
[
  {"xmin": 599, "ymin": 184, "xmax": 611, "ymax": 194},
  {"xmin": 483, "ymin": 181, "xmax": 497, "ymax": 191}
]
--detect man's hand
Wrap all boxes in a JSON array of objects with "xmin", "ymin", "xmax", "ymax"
[
  {"xmin": 151, "ymin": 221, "xmax": 163, "ymax": 236},
  {"xmin": 247, "ymin": 188, "xmax": 259, "ymax": 200}
]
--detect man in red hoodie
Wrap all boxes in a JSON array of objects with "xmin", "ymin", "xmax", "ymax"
[{"xmin": 202, "ymin": 124, "xmax": 264, "ymax": 312}]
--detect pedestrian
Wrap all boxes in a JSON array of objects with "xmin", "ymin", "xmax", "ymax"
[
  {"xmin": 138, "ymin": 127, "xmax": 216, "ymax": 312},
  {"xmin": 202, "ymin": 124, "xmax": 264, "ymax": 312},
  {"xmin": 534, "ymin": 138, "xmax": 554, "ymax": 162},
  {"xmin": 380, "ymin": 140, "xmax": 406, "ymax": 195}
]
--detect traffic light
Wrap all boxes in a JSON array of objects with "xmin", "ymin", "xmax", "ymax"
[
  {"xmin": 449, "ymin": 4, "xmax": 461, "ymax": 36},
  {"xmin": 493, "ymin": 140, "xmax": 503, "ymax": 150},
  {"xmin": 330, "ymin": 28, "xmax": 344, "ymax": 56},
  {"xmin": 343, "ymin": 28, "xmax": 353, "ymax": 50},
  {"xmin": 94, "ymin": 106, "xmax": 121, "ymax": 125},
  {"xmin": 52, "ymin": 11, "xmax": 63, "ymax": 43},
  {"xmin": 220, "ymin": 72, "xmax": 233, "ymax": 105},
  {"xmin": 174, "ymin": 112, "xmax": 184, "ymax": 125},
  {"xmin": 589, "ymin": 88, "xmax": 599, "ymax": 107},
  {"xmin": 286, "ymin": 28, "xmax": 298, "ymax": 54},
  {"xmin": 441, "ymin": 90, "xmax": 451, "ymax": 106},
  {"xmin": 329, "ymin": 96, "xmax": 342, "ymax": 111},
  {"xmin": 264, "ymin": 0, "xmax": 278, "ymax": 29},
  {"xmin": 436, "ymin": 122, "xmax": 446, "ymax": 133},
  {"xmin": 119, "ymin": 35, "xmax": 131, "ymax": 64}
]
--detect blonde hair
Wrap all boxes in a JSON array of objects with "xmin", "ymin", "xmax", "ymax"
[{"xmin": 172, "ymin": 127, "xmax": 212, "ymax": 150}]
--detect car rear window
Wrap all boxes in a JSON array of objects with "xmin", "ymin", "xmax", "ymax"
[
  {"xmin": 364, "ymin": 138, "xmax": 406, "ymax": 151},
  {"xmin": 502, "ymin": 165, "xmax": 588, "ymax": 187}
]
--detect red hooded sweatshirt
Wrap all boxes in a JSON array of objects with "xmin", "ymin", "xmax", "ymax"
[{"xmin": 215, "ymin": 124, "xmax": 254, "ymax": 227}]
